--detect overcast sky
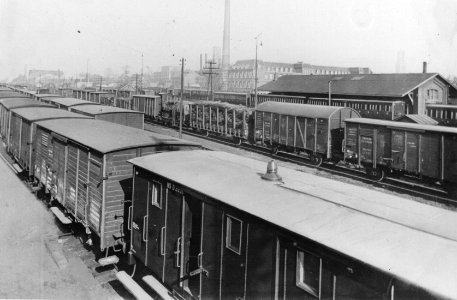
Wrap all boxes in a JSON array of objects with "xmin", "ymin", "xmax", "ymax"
[{"xmin": 0, "ymin": 0, "xmax": 456, "ymax": 81}]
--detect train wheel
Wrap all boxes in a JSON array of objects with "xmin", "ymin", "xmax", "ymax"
[
  {"xmin": 310, "ymin": 155, "xmax": 323, "ymax": 167},
  {"xmin": 236, "ymin": 138, "xmax": 242, "ymax": 146},
  {"xmin": 368, "ymin": 168, "xmax": 385, "ymax": 181},
  {"xmin": 271, "ymin": 145, "xmax": 279, "ymax": 155}
]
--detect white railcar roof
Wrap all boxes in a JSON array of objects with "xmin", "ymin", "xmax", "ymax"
[
  {"xmin": 346, "ymin": 117, "xmax": 457, "ymax": 134},
  {"xmin": 42, "ymin": 97, "xmax": 99, "ymax": 107},
  {"xmin": 257, "ymin": 101, "xmax": 360, "ymax": 118},
  {"xmin": 130, "ymin": 150, "xmax": 457, "ymax": 299}
]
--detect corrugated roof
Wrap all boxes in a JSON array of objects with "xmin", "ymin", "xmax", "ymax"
[
  {"xmin": 129, "ymin": 150, "xmax": 457, "ymax": 299},
  {"xmin": 42, "ymin": 97, "xmax": 99, "ymax": 107},
  {"xmin": 0, "ymin": 98, "xmax": 54, "ymax": 109},
  {"xmin": 11, "ymin": 107, "xmax": 91, "ymax": 122},
  {"xmin": 259, "ymin": 73, "xmax": 440, "ymax": 97},
  {"xmin": 71, "ymin": 104, "xmax": 143, "ymax": 115},
  {"xmin": 35, "ymin": 119, "xmax": 199, "ymax": 153},
  {"xmin": 256, "ymin": 101, "xmax": 357, "ymax": 118},
  {"xmin": 396, "ymin": 114, "xmax": 439, "ymax": 125},
  {"xmin": 346, "ymin": 118, "xmax": 457, "ymax": 133}
]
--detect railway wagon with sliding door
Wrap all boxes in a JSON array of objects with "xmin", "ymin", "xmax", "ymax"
[
  {"xmin": 131, "ymin": 95, "xmax": 162, "ymax": 121},
  {"xmin": 33, "ymin": 118, "xmax": 200, "ymax": 252},
  {"xmin": 126, "ymin": 150, "xmax": 457, "ymax": 300},
  {"xmin": 255, "ymin": 102, "xmax": 360, "ymax": 164},
  {"xmin": 344, "ymin": 118, "xmax": 457, "ymax": 185},
  {"xmin": 40, "ymin": 97, "xmax": 99, "ymax": 110},
  {"xmin": 70, "ymin": 104, "xmax": 145, "ymax": 129},
  {"xmin": 0, "ymin": 98, "xmax": 53, "ymax": 141},
  {"xmin": 7, "ymin": 107, "xmax": 90, "ymax": 176}
]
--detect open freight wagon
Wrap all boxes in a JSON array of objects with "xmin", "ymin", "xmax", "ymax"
[{"xmin": 33, "ymin": 118, "xmax": 200, "ymax": 251}]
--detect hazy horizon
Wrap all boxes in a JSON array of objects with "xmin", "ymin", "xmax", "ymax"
[{"xmin": 1, "ymin": 0, "xmax": 456, "ymax": 81}]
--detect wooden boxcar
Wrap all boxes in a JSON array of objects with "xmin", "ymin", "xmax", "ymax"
[
  {"xmin": 131, "ymin": 95, "xmax": 162, "ymax": 120},
  {"xmin": 7, "ymin": 107, "xmax": 90, "ymax": 175},
  {"xmin": 255, "ymin": 102, "xmax": 360, "ymax": 163},
  {"xmin": 189, "ymin": 101, "xmax": 253, "ymax": 140},
  {"xmin": 88, "ymin": 91, "xmax": 115, "ymax": 106},
  {"xmin": 40, "ymin": 97, "xmax": 99, "ymax": 110},
  {"xmin": 70, "ymin": 104, "xmax": 145, "ymax": 129},
  {"xmin": 33, "ymin": 118, "xmax": 200, "ymax": 251},
  {"xmin": 0, "ymin": 98, "xmax": 54, "ymax": 141},
  {"xmin": 344, "ymin": 118, "xmax": 457, "ymax": 184},
  {"xmin": 426, "ymin": 104, "xmax": 457, "ymax": 127},
  {"xmin": 127, "ymin": 150, "xmax": 457, "ymax": 300}
]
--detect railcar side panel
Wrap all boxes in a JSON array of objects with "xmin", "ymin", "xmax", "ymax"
[
  {"xmin": 443, "ymin": 135, "xmax": 457, "ymax": 183},
  {"xmin": 146, "ymin": 180, "xmax": 166, "ymax": 273},
  {"xmin": 51, "ymin": 137, "xmax": 66, "ymax": 203},
  {"xmin": 19, "ymin": 120, "xmax": 30, "ymax": 170},
  {"xmin": 88, "ymin": 153, "xmax": 103, "ymax": 232},
  {"xmin": 405, "ymin": 133, "xmax": 419, "ymax": 173},
  {"xmin": 279, "ymin": 115, "xmax": 287, "ymax": 145},
  {"xmin": 65, "ymin": 144, "xmax": 78, "ymax": 213},
  {"xmin": 76, "ymin": 147, "xmax": 89, "ymax": 224},
  {"xmin": 9, "ymin": 114, "xmax": 21, "ymax": 157},
  {"xmin": 272, "ymin": 113, "xmax": 280, "ymax": 143},
  {"xmin": 131, "ymin": 170, "xmax": 149, "ymax": 266},
  {"xmin": 376, "ymin": 128, "xmax": 391, "ymax": 165},
  {"xmin": 305, "ymin": 119, "xmax": 316, "ymax": 152},
  {"xmin": 391, "ymin": 130, "xmax": 405, "ymax": 170},
  {"xmin": 295, "ymin": 117, "xmax": 307, "ymax": 149},
  {"xmin": 316, "ymin": 119, "xmax": 329, "ymax": 154},
  {"xmin": 420, "ymin": 134, "xmax": 440, "ymax": 179}
]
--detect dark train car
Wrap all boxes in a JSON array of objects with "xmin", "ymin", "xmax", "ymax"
[
  {"xmin": 426, "ymin": 104, "xmax": 457, "ymax": 127},
  {"xmin": 70, "ymin": 104, "xmax": 145, "ymax": 129},
  {"xmin": 0, "ymin": 98, "xmax": 53, "ymax": 141},
  {"xmin": 125, "ymin": 150, "xmax": 457, "ymax": 300},
  {"xmin": 188, "ymin": 101, "xmax": 252, "ymax": 141},
  {"xmin": 214, "ymin": 92, "xmax": 250, "ymax": 106},
  {"xmin": 255, "ymin": 94, "xmax": 406, "ymax": 120},
  {"xmin": 40, "ymin": 97, "xmax": 99, "ymax": 110},
  {"xmin": 344, "ymin": 118, "xmax": 457, "ymax": 184},
  {"xmin": 131, "ymin": 95, "xmax": 162, "ymax": 120},
  {"xmin": 33, "ymin": 118, "xmax": 200, "ymax": 251},
  {"xmin": 7, "ymin": 107, "xmax": 90, "ymax": 175},
  {"xmin": 255, "ymin": 102, "xmax": 360, "ymax": 164}
]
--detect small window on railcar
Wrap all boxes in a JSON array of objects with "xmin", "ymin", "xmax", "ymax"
[
  {"xmin": 296, "ymin": 250, "xmax": 321, "ymax": 297},
  {"xmin": 226, "ymin": 215, "xmax": 242, "ymax": 254},
  {"xmin": 149, "ymin": 181, "xmax": 162, "ymax": 209}
]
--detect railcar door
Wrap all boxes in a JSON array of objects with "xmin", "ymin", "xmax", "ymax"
[
  {"xmin": 391, "ymin": 130, "xmax": 405, "ymax": 170},
  {"xmin": 51, "ymin": 136, "xmax": 67, "ymax": 203},
  {"xmin": 376, "ymin": 128, "xmax": 391, "ymax": 165},
  {"xmin": 305, "ymin": 118, "xmax": 316, "ymax": 152},
  {"xmin": 131, "ymin": 169, "xmax": 150, "ymax": 265},
  {"xmin": 420, "ymin": 133, "xmax": 440, "ymax": 179},
  {"xmin": 286, "ymin": 116, "xmax": 294, "ymax": 147},
  {"xmin": 220, "ymin": 213, "xmax": 248, "ymax": 299},
  {"xmin": 405, "ymin": 132, "xmax": 419, "ymax": 173},
  {"xmin": 146, "ymin": 179, "xmax": 166, "ymax": 273},
  {"xmin": 295, "ymin": 117, "xmax": 306, "ymax": 149},
  {"xmin": 315, "ymin": 118, "xmax": 329, "ymax": 154},
  {"xmin": 279, "ymin": 114, "xmax": 287, "ymax": 145}
]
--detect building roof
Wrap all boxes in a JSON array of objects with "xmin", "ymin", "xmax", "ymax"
[
  {"xmin": 346, "ymin": 118, "xmax": 457, "ymax": 133},
  {"xmin": 129, "ymin": 150, "xmax": 457, "ymax": 299},
  {"xmin": 396, "ymin": 114, "xmax": 439, "ymax": 125},
  {"xmin": 70, "ymin": 104, "xmax": 143, "ymax": 115},
  {"xmin": 0, "ymin": 98, "xmax": 54, "ymax": 109},
  {"xmin": 41, "ymin": 97, "xmax": 99, "ymax": 107},
  {"xmin": 256, "ymin": 101, "xmax": 359, "ymax": 118},
  {"xmin": 259, "ymin": 73, "xmax": 452, "ymax": 98},
  {"xmin": 11, "ymin": 107, "xmax": 91, "ymax": 122},
  {"xmin": 35, "ymin": 119, "xmax": 199, "ymax": 153}
]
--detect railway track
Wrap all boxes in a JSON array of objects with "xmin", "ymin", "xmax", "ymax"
[{"xmin": 145, "ymin": 120, "xmax": 457, "ymax": 208}]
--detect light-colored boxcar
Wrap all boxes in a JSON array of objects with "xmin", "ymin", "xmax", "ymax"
[
  {"xmin": 70, "ymin": 104, "xmax": 145, "ymax": 129},
  {"xmin": 33, "ymin": 118, "xmax": 200, "ymax": 250},
  {"xmin": 8, "ymin": 107, "xmax": 90, "ymax": 175},
  {"xmin": 40, "ymin": 97, "xmax": 100, "ymax": 110},
  {"xmin": 131, "ymin": 95, "xmax": 162, "ymax": 120}
]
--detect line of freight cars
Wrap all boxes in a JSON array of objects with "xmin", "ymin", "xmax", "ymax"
[
  {"xmin": 0, "ymin": 95, "xmax": 202, "ymax": 255},
  {"xmin": 123, "ymin": 150, "xmax": 457, "ymax": 300}
]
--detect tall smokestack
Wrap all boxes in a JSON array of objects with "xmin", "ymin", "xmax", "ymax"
[
  {"xmin": 221, "ymin": 0, "xmax": 230, "ymax": 90},
  {"xmin": 423, "ymin": 61, "xmax": 427, "ymax": 73}
]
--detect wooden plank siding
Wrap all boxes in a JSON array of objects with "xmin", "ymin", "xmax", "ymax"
[
  {"xmin": 76, "ymin": 148, "xmax": 89, "ymax": 224},
  {"xmin": 9, "ymin": 114, "xmax": 21, "ymax": 158},
  {"xmin": 65, "ymin": 144, "xmax": 78, "ymax": 213},
  {"xmin": 96, "ymin": 113, "xmax": 143, "ymax": 129},
  {"xmin": 19, "ymin": 120, "xmax": 30, "ymax": 171}
]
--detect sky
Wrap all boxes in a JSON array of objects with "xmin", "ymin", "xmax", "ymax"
[{"xmin": 0, "ymin": 0, "xmax": 456, "ymax": 81}]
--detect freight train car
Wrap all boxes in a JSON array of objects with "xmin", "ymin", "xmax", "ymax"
[
  {"xmin": 344, "ymin": 118, "xmax": 457, "ymax": 185},
  {"xmin": 255, "ymin": 102, "xmax": 360, "ymax": 165},
  {"xmin": 70, "ymin": 104, "xmax": 145, "ymax": 129},
  {"xmin": 40, "ymin": 97, "xmax": 99, "ymax": 110},
  {"xmin": 0, "ymin": 98, "xmax": 54, "ymax": 141},
  {"xmin": 7, "ymin": 107, "xmax": 90, "ymax": 176},
  {"xmin": 188, "ymin": 101, "xmax": 253, "ymax": 142},
  {"xmin": 33, "ymin": 118, "xmax": 200, "ymax": 252},
  {"xmin": 131, "ymin": 95, "xmax": 162, "ymax": 121},
  {"xmin": 125, "ymin": 150, "xmax": 457, "ymax": 300}
]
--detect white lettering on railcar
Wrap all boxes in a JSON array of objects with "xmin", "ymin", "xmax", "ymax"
[
  {"xmin": 167, "ymin": 182, "xmax": 183, "ymax": 194},
  {"xmin": 132, "ymin": 222, "xmax": 139, "ymax": 230}
]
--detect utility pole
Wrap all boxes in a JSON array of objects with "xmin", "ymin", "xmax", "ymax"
[
  {"xmin": 254, "ymin": 33, "xmax": 262, "ymax": 108},
  {"xmin": 140, "ymin": 53, "xmax": 144, "ymax": 92},
  {"xmin": 179, "ymin": 58, "xmax": 185, "ymax": 139},
  {"xmin": 328, "ymin": 80, "xmax": 332, "ymax": 106},
  {"xmin": 202, "ymin": 60, "xmax": 219, "ymax": 101}
]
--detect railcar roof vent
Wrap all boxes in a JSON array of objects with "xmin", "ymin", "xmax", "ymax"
[{"xmin": 261, "ymin": 160, "xmax": 283, "ymax": 182}]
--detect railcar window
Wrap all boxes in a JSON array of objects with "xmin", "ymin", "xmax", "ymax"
[
  {"xmin": 149, "ymin": 181, "xmax": 162, "ymax": 209},
  {"xmin": 226, "ymin": 215, "xmax": 242, "ymax": 254},
  {"xmin": 296, "ymin": 250, "xmax": 321, "ymax": 297}
]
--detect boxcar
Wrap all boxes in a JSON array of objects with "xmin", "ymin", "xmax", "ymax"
[
  {"xmin": 70, "ymin": 104, "xmax": 145, "ymax": 129},
  {"xmin": 426, "ymin": 104, "xmax": 457, "ymax": 127},
  {"xmin": 0, "ymin": 92, "xmax": 26, "ymax": 99},
  {"xmin": 344, "ymin": 118, "xmax": 457, "ymax": 184},
  {"xmin": 33, "ymin": 118, "xmax": 200, "ymax": 251},
  {"xmin": 0, "ymin": 98, "xmax": 54, "ymax": 141},
  {"xmin": 40, "ymin": 97, "xmax": 99, "ymax": 110},
  {"xmin": 33, "ymin": 93, "xmax": 60, "ymax": 102},
  {"xmin": 214, "ymin": 91, "xmax": 250, "ymax": 106},
  {"xmin": 87, "ymin": 91, "xmax": 115, "ymax": 106},
  {"xmin": 131, "ymin": 95, "xmax": 162, "ymax": 121},
  {"xmin": 7, "ymin": 107, "xmax": 91, "ymax": 175},
  {"xmin": 255, "ymin": 102, "xmax": 360, "ymax": 164},
  {"xmin": 127, "ymin": 150, "xmax": 457, "ymax": 300},
  {"xmin": 189, "ymin": 101, "xmax": 252, "ymax": 141}
]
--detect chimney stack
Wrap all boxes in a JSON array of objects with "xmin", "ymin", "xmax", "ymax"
[{"xmin": 423, "ymin": 61, "xmax": 427, "ymax": 73}]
